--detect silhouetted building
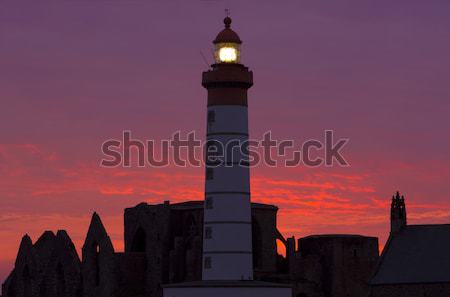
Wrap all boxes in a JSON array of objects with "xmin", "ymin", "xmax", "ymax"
[
  {"xmin": 370, "ymin": 192, "xmax": 450, "ymax": 297},
  {"xmin": 2, "ymin": 200, "xmax": 381, "ymax": 297},
  {"xmin": 1, "ymin": 231, "xmax": 81, "ymax": 297},
  {"xmin": 390, "ymin": 191, "xmax": 407, "ymax": 234},
  {"xmin": 5, "ymin": 192, "xmax": 450, "ymax": 297},
  {"xmin": 287, "ymin": 235, "xmax": 379, "ymax": 297}
]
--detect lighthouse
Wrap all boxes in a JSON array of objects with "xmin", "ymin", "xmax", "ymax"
[
  {"xmin": 202, "ymin": 15, "xmax": 253, "ymax": 281},
  {"xmin": 163, "ymin": 17, "xmax": 292, "ymax": 297}
]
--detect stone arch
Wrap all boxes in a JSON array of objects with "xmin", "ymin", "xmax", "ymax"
[
  {"xmin": 276, "ymin": 229, "xmax": 287, "ymax": 252},
  {"xmin": 276, "ymin": 238, "xmax": 287, "ymax": 256},
  {"xmin": 275, "ymin": 234, "xmax": 289, "ymax": 273}
]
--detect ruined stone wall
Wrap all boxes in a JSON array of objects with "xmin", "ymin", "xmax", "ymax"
[
  {"xmin": 2, "ymin": 231, "xmax": 81, "ymax": 297},
  {"xmin": 2, "ymin": 201, "xmax": 383, "ymax": 297},
  {"xmin": 12, "ymin": 235, "xmax": 39, "ymax": 297},
  {"xmin": 167, "ymin": 203, "xmax": 203, "ymax": 283},
  {"xmin": 82, "ymin": 213, "xmax": 118, "ymax": 297},
  {"xmin": 40, "ymin": 231, "xmax": 81, "ymax": 297},
  {"xmin": 114, "ymin": 252, "xmax": 146, "ymax": 297},
  {"xmin": 294, "ymin": 235, "xmax": 379, "ymax": 297},
  {"xmin": 251, "ymin": 205, "xmax": 278, "ymax": 274},
  {"xmin": 123, "ymin": 201, "xmax": 280, "ymax": 296},
  {"xmin": 124, "ymin": 202, "xmax": 171, "ymax": 297}
]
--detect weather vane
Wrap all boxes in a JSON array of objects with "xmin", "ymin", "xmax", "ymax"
[{"xmin": 225, "ymin": 8, "xmax": 230, "ymax": 17}]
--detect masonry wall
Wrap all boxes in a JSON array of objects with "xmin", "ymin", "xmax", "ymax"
[
  {"xmin": 2, "ymin": 231, "xmax": 81, "ymax": 297},
  {"xmin": 252, "ymin": 205, "xmax": 278, "ymax": 274},
  {"xmin": 370, "ymin": 283, "xmax": 450, "ymax": 297},
  {"xmin": 124, "ymin": 202, "xmax": 171, "ymax": 297},
  {"xmin": 292, "ymin": 235, "xmax": 379, "ymax": 297},
  {"xmin": 2, "ymin": 201, "xmax": 382, "ymax": 297},
  {"xmin": 114, "ymin": 252, "xmax": 146, "ymax": 296},
  {"xmin": 123, "ymin": 201, "xmax": 280, "ymax": 297}
]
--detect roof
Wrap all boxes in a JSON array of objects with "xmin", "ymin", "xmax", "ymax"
[
  {"xmin": 371, "ymin": 224, "xmax": 450, "ymax": 285},
  {"xmin": 171, "ymin": 201, "xmax": 203, "ymax": 209},
  {"xmin": 127, "ymin": 200, "xmax": 278, "ymax": 211},
  {"xmin": 302, "ymin": 234, "xmax": 377, "ymax": 240},
  {"xmin": 213, "ymin": 17, "xmax": 242, "ymax": 44},
  {"xmin": 171, "ymin": 201, "xmax": 278, "ymax": 211}
]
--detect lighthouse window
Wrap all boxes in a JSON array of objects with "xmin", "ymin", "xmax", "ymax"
[
  {"xmin": 207, "ymin": 111, "xmax": 215, "ymax": 124},
  {"xmin": 204, "ymin": 257, "xmax": 212, "ymax": 269},
  {"xmin": 206, "ymin": 168, "xmax": 214, "ymax": 180},
  {"xmin": 205, "ymin": 227, "xmax": 213, "ymax": 239},
  {"xmin": 205, "ymin": 197, "xmax": 213, "ymax": 209}
]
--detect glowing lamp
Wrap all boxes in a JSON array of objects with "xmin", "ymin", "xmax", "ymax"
[{"xmin": 215, "ymin": 43, "xmax": 240, "ymax": 63}]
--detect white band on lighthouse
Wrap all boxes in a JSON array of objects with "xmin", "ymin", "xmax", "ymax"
[{"xmin": 203, "ymin": 103, "xmax": 253, "ymax": 281}]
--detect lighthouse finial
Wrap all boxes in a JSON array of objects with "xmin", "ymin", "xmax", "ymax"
[{"xmin": 224, "ymin": 9, "xmax": 231, "ymax": 28}]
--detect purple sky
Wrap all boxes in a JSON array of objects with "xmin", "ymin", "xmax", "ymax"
[{"xmin": 1, "ymin": 0, "xmax": 450, "ymax": 284}]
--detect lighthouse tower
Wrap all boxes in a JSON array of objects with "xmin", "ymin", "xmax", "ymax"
[
  {"xmin": 202, "ymin": 16, "xmax": 253, "ymax": 281},
  {"xmin": 163, "ymin": 17, "xmax": 292, "ymax": 297}
]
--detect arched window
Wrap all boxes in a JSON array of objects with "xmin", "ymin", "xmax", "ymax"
[
  {"xmin": 92, "ymin": 242, "xmax": 100, "ymax": 287},
  {"xmin": 131, "ymin": 227, "xmax": 148, "ymax": 273},
  {"xmin": 187, "ymin": 215, "xmax": 197, "ymax": 237},
  {"xmin": 131, "ymin": 227, "xmax": 146, "ymax": 252}
]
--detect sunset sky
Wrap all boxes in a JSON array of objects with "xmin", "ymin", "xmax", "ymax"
[{"xmin": 1, "ymin": 1, "xmax": 450, "ymax": 283}]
